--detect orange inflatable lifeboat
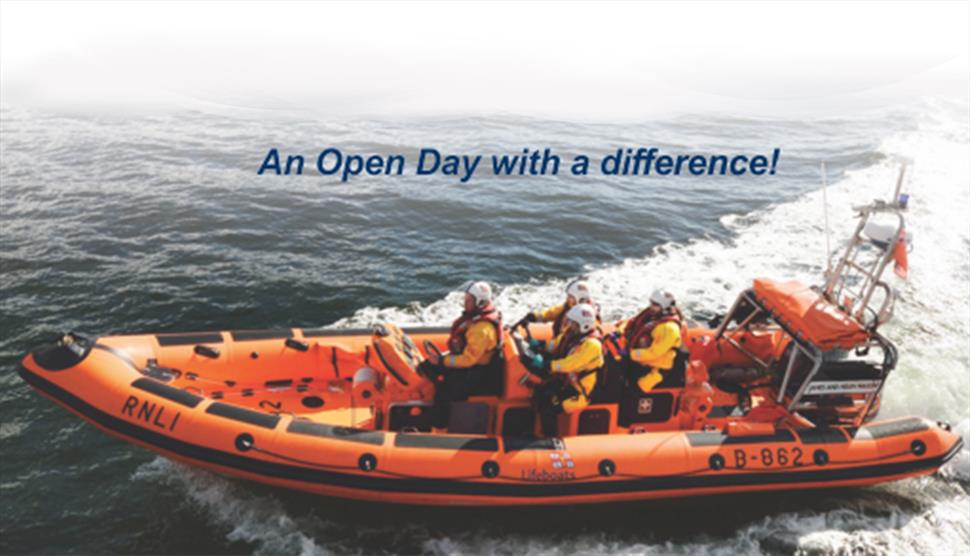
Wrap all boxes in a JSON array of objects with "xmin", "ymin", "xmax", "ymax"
[
  {"xmin": 17, "ymin": 306, "xmax": 961, "ymax": 506},
  {"xmin": 18, "ymin": 186, "xmax": 963, "ymax": 506}
]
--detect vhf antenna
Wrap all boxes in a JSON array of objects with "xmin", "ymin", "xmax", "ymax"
[{"xmin": 821, "ymin": 162, "xmax": 832, "ymax": 275}]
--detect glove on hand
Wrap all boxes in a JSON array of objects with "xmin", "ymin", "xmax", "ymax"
[
  {"xmin": 416, "ymin": 360, "xmax": 440, "ymax": 381},
  {"xmin": 530, "ymin": 354, "xmax": 544, "ymax": 369},
  {"xmin": 514, "ymin": 313, "xmax": 537, "ymax": 330}
]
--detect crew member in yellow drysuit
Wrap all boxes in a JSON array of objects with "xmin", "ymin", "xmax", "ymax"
[
  {"xmin": 617, "ymin": 289, "xmax": 686, "ymax": 392},
  {"xmin": 528, "ymin": 303, "xmax": 604, "ymax": 436},
  {"xmin": 513, "ymin": 279, "xmax": 596, "ymax": 337},
  {"xmin": 422, "ymin": 281, "xmax": 503, "ymax": 428}
]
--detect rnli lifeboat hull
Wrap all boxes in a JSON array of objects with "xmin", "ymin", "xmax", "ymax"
[{"xmin": 18, "ymin": 329, "xmax": 963, "ymax": 507}]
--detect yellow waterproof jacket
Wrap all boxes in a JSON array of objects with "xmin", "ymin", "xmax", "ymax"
[
  {"xmin": 546, "ymin": 334, "xmax": 603, "ymax": 412},
  {"xmin": 442, "ymin": 321, "xmax": 499, "ymax": 368},
  {"xmin": 535, "ymin": 302, "xmax": 602, "ymax": 336},
  {"xmin": 628, "ymin": 320, "xmax": 682, "ymax": 370},
  {"xmin": 533, "ymin": 303, "xmax": 567, "ymax": 323}
]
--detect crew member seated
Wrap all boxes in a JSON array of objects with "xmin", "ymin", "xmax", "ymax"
[
  {"xmin": 514, "ymin": 279, "xmax": 598, "ymax": 337},
  {"xmin": 527, "ymin": 304, "xmax": 604, "ymax": 436},
  {"xmin": 616, "ymin": 289, "xmax": 687, "ymax": 393},
  {"xmin": 419, "ymin": 281, "xmax": 503, "ymax": 429}
]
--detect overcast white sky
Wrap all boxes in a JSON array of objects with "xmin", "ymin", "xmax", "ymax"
[{"xmin": 1, "ymin": 1, "xmax": 967, "ymax": 119}]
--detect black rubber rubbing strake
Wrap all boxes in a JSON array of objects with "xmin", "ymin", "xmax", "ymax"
[
  {"xmin": 286, "ymin": 420, "xmax": 385, "ymax": 446},
  {"xmin": 131, "ymin": 378, "xmax": 204, "ymax": 408},
  {"xmin": 301, "ymin": 326, "xmax": 450, "ymax": 338},
  {"xmin": 503, "ymin": 437, "xmax": 563, "ymax": 452},
  {"xmin": 687, "ymin": 430, "xmax": 797, "ymax": 447},
  {"xmin": 857, "ymin": 418, "xmax": 929, "ymax": 440},
  {"xmin": 231, "ymin": 329, "xmax": 293, "ymax": 341},
  {"xmin": 302, "ymin": 328, "xmax": 371, "ymax": 337},
  {"xmin": 156, "ymin": 333, "xmax": 223, "ymax": 346},
  {"xmin": 206, "ymin": 402, "xmax": 280, "ymax": 429},
  {"xmin": 394, "ymin": 434, "xmax": 498, "ymax": 452},
  {"xmin": 402, "ymin": 326, "xmax": 451, "ymax": 335},
  {"xmin": 796, "ymin": 428, "xmax": 849, "ymax": 444}
]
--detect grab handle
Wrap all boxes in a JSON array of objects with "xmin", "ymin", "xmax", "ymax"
[
  {"xmin": 194, "ymin": 345, "xmax": 220, "ymax": 359},
  {"xmin": 284, "ymin": 338, "xmax": 309, "ymax": 352}
]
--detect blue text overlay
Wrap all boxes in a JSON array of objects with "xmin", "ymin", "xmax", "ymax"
[{"xmin": 257, "ymin": 147, "xmax": 782, "ymax": 183}]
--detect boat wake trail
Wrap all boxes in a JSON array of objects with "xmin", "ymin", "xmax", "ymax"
[{"xmin": 133, "ymin": 458, "xmax": 333, "ymax": 556}]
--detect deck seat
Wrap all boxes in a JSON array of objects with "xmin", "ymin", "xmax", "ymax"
[
  {"xmin": 560, "ymin": 404, "xmax": 617, "ymax": 436},
  {"xmin": 497, "ymin": 402, "xmax": 535, "ymax": 437}
]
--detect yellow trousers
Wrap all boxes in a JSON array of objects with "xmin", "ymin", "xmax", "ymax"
[
  {"xmin": 561, "ymin": 391, "xmax": 590, "ymax": 413},
  {"xmin": 637, "ymin": 368, "xmax": 665, "ymax": 392}
]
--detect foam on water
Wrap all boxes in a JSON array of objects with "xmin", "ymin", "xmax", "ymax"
[{"xmin": 133, "ymin": 458, "xmax": 333, "ymax": 556}]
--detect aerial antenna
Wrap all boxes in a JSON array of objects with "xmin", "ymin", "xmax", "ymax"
[
  {"xmin": 892, "ymin": 164, "xmax": 908, "ymax": 207},
  {"xmin": 820, "ymin": 162, "xmax": 832, "ymax": 274}
]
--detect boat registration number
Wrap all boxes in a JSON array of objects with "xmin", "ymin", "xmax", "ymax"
[{"xmin": 730, "ymin": 447, "xmax": 804, "ymax": 469}]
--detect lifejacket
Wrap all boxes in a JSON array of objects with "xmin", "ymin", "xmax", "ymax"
[
  {"xmin": 551, "ymin": 327, "xmax": 602, "ymax": 360},
  {"xmin": 550, "ymin": 328, "xmax": 603, "ymax": 399},
  {"xmin": 623, "ymin": 306, "xmax": 687, "ymax": 351},
  {"xmin": 447, "ymin": 303, "xmax": 503, "ymax": 355}
]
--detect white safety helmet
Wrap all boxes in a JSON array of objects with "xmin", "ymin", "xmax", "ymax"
[
  {"xmin": 565, "ymin": 279, "xmax": 593, "ymax": 304},
  {"xmin": 565, "ymin": 303, "xmax": 597, "ymax": 334},
  {"xmin": 464, "ymin": 281, "xmax": 493, "ymax": 308},
  {"xmin": 649, "ymin": 289, "xmax": 676, "ymax": 310}
]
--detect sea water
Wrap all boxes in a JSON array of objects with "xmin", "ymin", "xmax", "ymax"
[{"xmin": 1, "ymin": 98, "xmax": 967, "ymax": 555}]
